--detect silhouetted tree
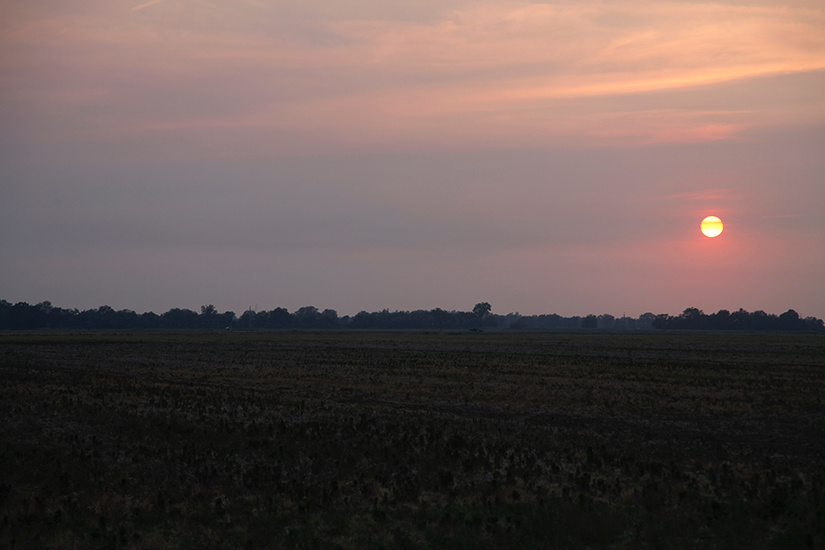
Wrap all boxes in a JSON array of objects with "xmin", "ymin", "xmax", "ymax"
[
  {"xmin": 238, "ymin": 308, "xmax": 257, "ymax": 329},
  {"xmin": 597, "ymin": 314, "xmax": 615, "ymax": 329},
  {"xmin": 319, "ymin": 309, "xmax": 339, "ymax": 329},
  {"xmin": 509, "ymin": 318, "xmax": 528, "ymax": 330},
  {"xmin": 637, "ymin": 312, "xmax": 656, "ymax": 329},
  {"xmin": 260, "ymin": 307, "xmax": 292, "ymax": 329},
  {"xmin": 161, "ymin": 308, "xmax": 199, "ymax": 329},
  {"xmin": 200, "ymin": 305, "xmax": 219, "ymax": 328},
  {"xmin": 778, "ymin": 309, "xmax": 800, "ymax": 331},
  {"xmin": 472, "ymin": 302, "xmax": 492, "ymax": 319},
  {"xmin": 294, "ymin": 306, "xmax": 321, "ymax": 329}
]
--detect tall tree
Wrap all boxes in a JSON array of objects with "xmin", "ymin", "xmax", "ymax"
[{"xmin": 472, "ymin": 302, "xmax": 492, "ymax": 319}]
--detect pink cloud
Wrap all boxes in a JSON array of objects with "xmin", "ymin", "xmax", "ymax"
[{"xmin": 2, "ymin": 0, "xmax": 824, "ymax": 151}]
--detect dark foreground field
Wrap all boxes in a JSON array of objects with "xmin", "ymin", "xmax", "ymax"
[{"xmin": 1, "ymin": 330, "xmax": 824, "ymax": 549}]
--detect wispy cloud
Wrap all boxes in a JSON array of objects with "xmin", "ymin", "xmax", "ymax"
[
  {"xmin": 646, "ymin": 189, "xmax": 737, "ymax": 202},
  {"xmin": 3, "ymin": 0, "xmax": 825, "ymax": 149},
  {"xmin": 131, "ymin": 0, "xmax": 166, "ymax": 12}
]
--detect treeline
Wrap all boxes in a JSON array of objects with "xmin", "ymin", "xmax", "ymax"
[
  {"xmin": 0, "ymin": 302, "xmax": 236, "ymax": 330},
  {"xmin": 0, "ymin": 302, "xmax": 496, "ymax": 331},
  {"xmin": 0, "ymin": 300, "xmax": 821, "ymax": 332},
  {"xmin": 651, "ymin": 307, "xmax": 823, "ymax": 332}
]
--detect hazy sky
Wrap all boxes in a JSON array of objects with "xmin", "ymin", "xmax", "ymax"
[{"xmin": 2, "ymin": 0, "xmax": 824, "ymax": 318}]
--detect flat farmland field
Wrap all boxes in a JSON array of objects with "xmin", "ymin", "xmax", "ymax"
[{"xmin": 1, "ymin": 330, "xmax": 824, "ymax": 549}]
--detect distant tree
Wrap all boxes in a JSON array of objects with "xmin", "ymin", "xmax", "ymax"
[
  {"xmin": 613, "ymin": 315, "xmax": 635, "ymax": 330},
  {"xmin": 509, "ymin": 318, "xmax": 528, "ymax": 330},
  {"xmin": 140, "ymin": 311, "xmax": 160, "ymax": 328},
  {"xmin": 803, "ymin": 316, "xmax": 824, "ymax": 332},
  {"xmin": 744, "ymin": 310, "xmax": 772, "ymax": 330},
  {"xmin": 778, "ymin": 309, "xmax": 800, "ymax": 331},
  {"xmin": 431, "ymin": 308, "xmax": 446, "ymax": 331},
  {"xmin": 262, "ymin": 307, "xmax": 292, "ymax": 329},
  {"xmin": 473, "ymin": 302, "xmax": 492, "ymax": 319},
  {"xmin": 161, "ymin": 308, "xmax": 199, "ymax": 329},
  {"xmin": 238, "ymin": 308, "xmax": 257, "ymax": 329},
  {"xmin": 582, "ymin": 315, "xmax": 598, "ymax": 329},
  {"xmin": 710, "ymin": 309, "xmax": 731, "ymax": 330},
  {"xmin": 681, "ymin": 308, "xmax": 703, "ymax": 322},
  {"xmin": 219, "ymin": 310, "xmax": 237, "ymax": 329},
  {"xmin": 319, "ymin": 309, "xmax": 339, "ymax": 329},
  {"xmin": 200, "ymin": 304, "xmax": 219, "ymax": 328},
  {"xmin": 637, "ymin": 312, "xmax": 656, "ymax": 329},
  {"xmin": 294, "ymin": 306, "xmax": 321, "ymax": 329},
  {"xmin": 0, "ymin": 300, "xmax": 10, "ymax": 327},
  {"xmin": 504, "ymin": 312, "xmax": 523, "ymax": 329},
  {"xmin": 597, "ymin": 314, "xmax": 615, "ymax": 329},
  {"xmin": 9, "ymin": 302, "xmax": 40, "ymax": 330},
  {"xmin": 351, "ymin": 311, "xmax": 372, "ymax": 329}
]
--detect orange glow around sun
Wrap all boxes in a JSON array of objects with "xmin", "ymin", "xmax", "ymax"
[{"xmin": 701, "ymin": 216, "xmax": 724, "ymax": 237}]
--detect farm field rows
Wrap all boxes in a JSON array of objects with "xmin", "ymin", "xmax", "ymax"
[{"xmin": 1, "ymin": 330, "xmax": 824, "ymax": 549}]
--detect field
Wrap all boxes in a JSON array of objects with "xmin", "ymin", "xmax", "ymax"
[{"xmin": 1, "ymin": 330, "xmax": 824, "ymax": 549}]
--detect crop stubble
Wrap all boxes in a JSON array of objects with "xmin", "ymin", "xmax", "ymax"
[{"xmin": 1, "ymin": 330, "xmax": 824, "ymax": 549}]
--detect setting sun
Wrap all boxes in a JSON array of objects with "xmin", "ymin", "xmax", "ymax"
[{"xmin": 701, "ymin": 216, "xmax": 724, "ymax": 238}]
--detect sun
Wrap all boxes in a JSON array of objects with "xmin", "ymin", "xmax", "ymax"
[{"xmin": 701, "ymin": 216, "xmax": 724, "ymax": 238}]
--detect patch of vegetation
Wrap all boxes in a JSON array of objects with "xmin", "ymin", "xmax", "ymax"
[{"xmin": 1, "ymin": 331, "xmax": 824, "ymax": 548}]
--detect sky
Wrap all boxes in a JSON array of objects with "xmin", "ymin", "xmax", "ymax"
[{"xmin": 1, "ymin": 0, "xmax": 824, "ymax": 318}]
